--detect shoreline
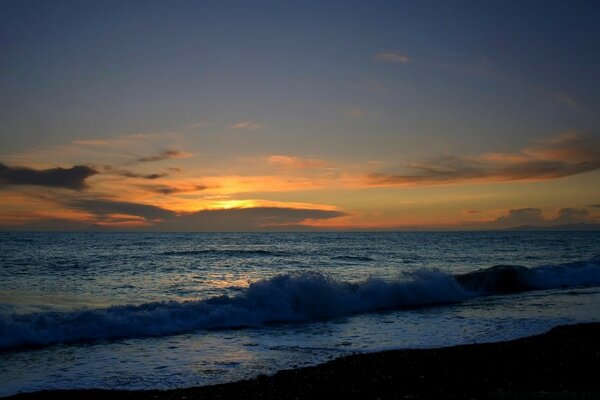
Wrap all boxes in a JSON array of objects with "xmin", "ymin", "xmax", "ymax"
[{"xmin": 6, "ymin": 322, "xmax": 600, "ymax": 399}]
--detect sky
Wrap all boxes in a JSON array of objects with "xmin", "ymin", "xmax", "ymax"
[{"xmin": 1, "ymin": 0, "xmax": 599, "ymax": 231}]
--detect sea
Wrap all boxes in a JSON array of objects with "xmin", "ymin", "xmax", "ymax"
[{"xmin": 1, "ymin": 231, "xmax": 599, "ymax": 397}]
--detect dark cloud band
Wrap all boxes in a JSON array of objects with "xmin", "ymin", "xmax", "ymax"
[{"xmin": 0, "ymin": 163, "xmax": 97, "ymax": 190}]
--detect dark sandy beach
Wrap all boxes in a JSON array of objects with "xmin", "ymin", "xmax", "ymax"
[{"xmin": 7, "ymin": 322, "xmax": 600, "ymax": 400}]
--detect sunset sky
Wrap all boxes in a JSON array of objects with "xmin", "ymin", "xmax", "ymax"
[{"xmin": 1, "ymin": 1, "xmax": 599, "ymax": 231}]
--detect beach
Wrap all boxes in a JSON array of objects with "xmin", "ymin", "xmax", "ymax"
[{"xmin": 6, "ymin": 322, "xmax": 600, "ymax": 400}]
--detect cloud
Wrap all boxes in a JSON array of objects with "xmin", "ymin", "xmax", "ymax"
[
  {"xmin": 137, "ymin": 149, "xmax": 192, "ymax": 162},
  {"xmin": 72, "ymin": 139, "xmax": 112, "ymax": 146},
  {"xmin": 463, "ymin": 209, "xmax": 481, "ymax": 214},
  {"xmin": 72, "ymin": 134, "xmax": 152, "ymax": 147},
  {"xmin": 98, "ymin": 165, "xmax": 169, "ymax": 180},
  {"xmin": 491, "ymin": 208, "xmax": 545, "ymax": 227},
  {"xmin": 142, "ymin": 184, "xmax": 208, "ymax": 195},
  {"xmin": 0, "ymin": 218, "xmax": 99, "ymax": 232},
  {"xmin": 549, "ymin": 91, "xmax": 580, "ymax": 111},
  {"xmin": 552, "ymin": 208, "xmax": 590, "ymax": 224},
  {"xmin": 367, "ymin": 133, "xmax": 600, "ymax": 187},
  {"xmin": 0, "ymin": 163, "xmax": 97, "ymax": 190},
  {"xmin": 268, "ymin": 155, "xmax": 327, "ymax": 169},
  {"xmin": 118, "ymin": 170, "xmax": 168, "ymax": 179},
  {"xmin": 159, "ymin": 207, "xmax": 347, "ymax": 232},
  {"xmin": 68, "ymin": 199, "xmax": 176, "ymax": 221},
  {"xmin": 229, "ymin": 121, "xmax": 262, "ymax": 131},
  {"xmin": 475, "ymin": 206, "xmax": 595, "ymax": 229},
  {"xmin": 374, "ymin": 52, "xmax": 410, "ymax": 64}
]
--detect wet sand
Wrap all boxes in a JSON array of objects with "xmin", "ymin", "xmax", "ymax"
[{"xmin": 7, "ymin": 322, "xmax": 600, "ymax": 400}]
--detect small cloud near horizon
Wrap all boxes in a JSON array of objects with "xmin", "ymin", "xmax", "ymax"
[{"xmin": 476, "ymin": 207, "xmax": 594, "ymax": 229}]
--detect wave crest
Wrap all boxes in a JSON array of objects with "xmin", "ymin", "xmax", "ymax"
[{"xmin": 1, "ymin": 257, "xmax": 599, "ymax": 351}]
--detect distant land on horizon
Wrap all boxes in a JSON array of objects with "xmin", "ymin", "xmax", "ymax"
[
  {"xmin": 503, "ymin": 223, "xmax": 600, "ymax": 232},
  {"xmin": 2, "ymin": 223, "xmax": 600, "ymax": 233}
]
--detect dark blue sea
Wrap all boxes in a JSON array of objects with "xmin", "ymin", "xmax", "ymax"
[{"xmin": 1, "ymin": 231, "xmax": 600, "ymax": 396}]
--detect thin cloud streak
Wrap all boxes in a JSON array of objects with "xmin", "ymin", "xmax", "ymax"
[
  {"xmin": 67, "ymin": 199, "xmax": 177, "ymax": 221},
  {"xmin": 73, "ymin": 134, "xmax": 153, "ymax": 147},
  {"xmin": 367, "ymin": 133, "xmax": 600, "ymax": 187},
  {"xmin": 137, "ymin": 149, "xmax": 192, "ymax": 162},
  {"xmin": 268, "ymin": 155, "xmax": 327, "ymax": 169},
  {"xmin": 142, "ymin": 184, "xmax": 208, "ymax": 195},
  {"xmin": 98, "ymin": 165, "xmax": 170, "ymax": 180},
  {"xmin": 229, "ymin": 121, "xmax": 262, "ymax": 131}
]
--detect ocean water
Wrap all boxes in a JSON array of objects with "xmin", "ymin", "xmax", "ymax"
[{"xmin": 1, "ymin": 231, "xmax": 599, "ymax": 396}]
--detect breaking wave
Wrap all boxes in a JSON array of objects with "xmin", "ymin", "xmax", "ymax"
[{"xmin": 1, "ymin": 257, "xmax": 599, "ymax": 351}]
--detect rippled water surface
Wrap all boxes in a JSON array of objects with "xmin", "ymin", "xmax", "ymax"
[{"xmin": 1, "ymin": 232, "xmax": 599, "ymax": 396}]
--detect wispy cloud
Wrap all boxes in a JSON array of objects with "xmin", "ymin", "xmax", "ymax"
[
  {"xmin": 67, "ymin": 199, "xmax": 176, "ymax": 221},
  {"xmin": 98, "ymin": 165, "xmax": 169, "ymax": 180},
  {"xmin": 159, "ymin": 207, "xmax": 347, "ymax": 231},
  {"xmin": 268, "ymin": 155, "xmax": 327, "ymax": 169},
  {"xmin": 374, "ymin": 52, "xmax": 410, "ymax": 64},
  {"xmin": 490, "ymin": 208, "xmax": 545, "ymax": 227},
  {"xmin": 553, "ymin": 207, "xmax": 590, "ymax": 224},
  {"xmin": 137, "ymin": 149, "xmax": 192, "ymax": 163},
  {"xmin": 0, "ymin": 163, "xmax": 97, "ymax": 190},
  {"xmin": 479, "ymin": 207, "xmax": 593, "ymax": 229},
  {"xmin": 229, "ymin": 121, "xmax": 262, "ymax": 131},
  {"xmin": 40, "ymin": 194, "xmax": 346, "ymax": 231},
  {"xmin": 366, "ymin": 133, "xmax": 600, "ymax": 187},
  {"xmin": 117, "ymin": 171, "xmax": 168, "ymax": 180},
  {"xmin": 549, "ymin": 91, "xmax": 581, "ymax": 111},
  {"xmin": 142, "ymin": 184, "xmax": 208, "ymax": 195},
  {"xmin": 73, "ymin": 134, "xmax": 152, "ymax": 147}
]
